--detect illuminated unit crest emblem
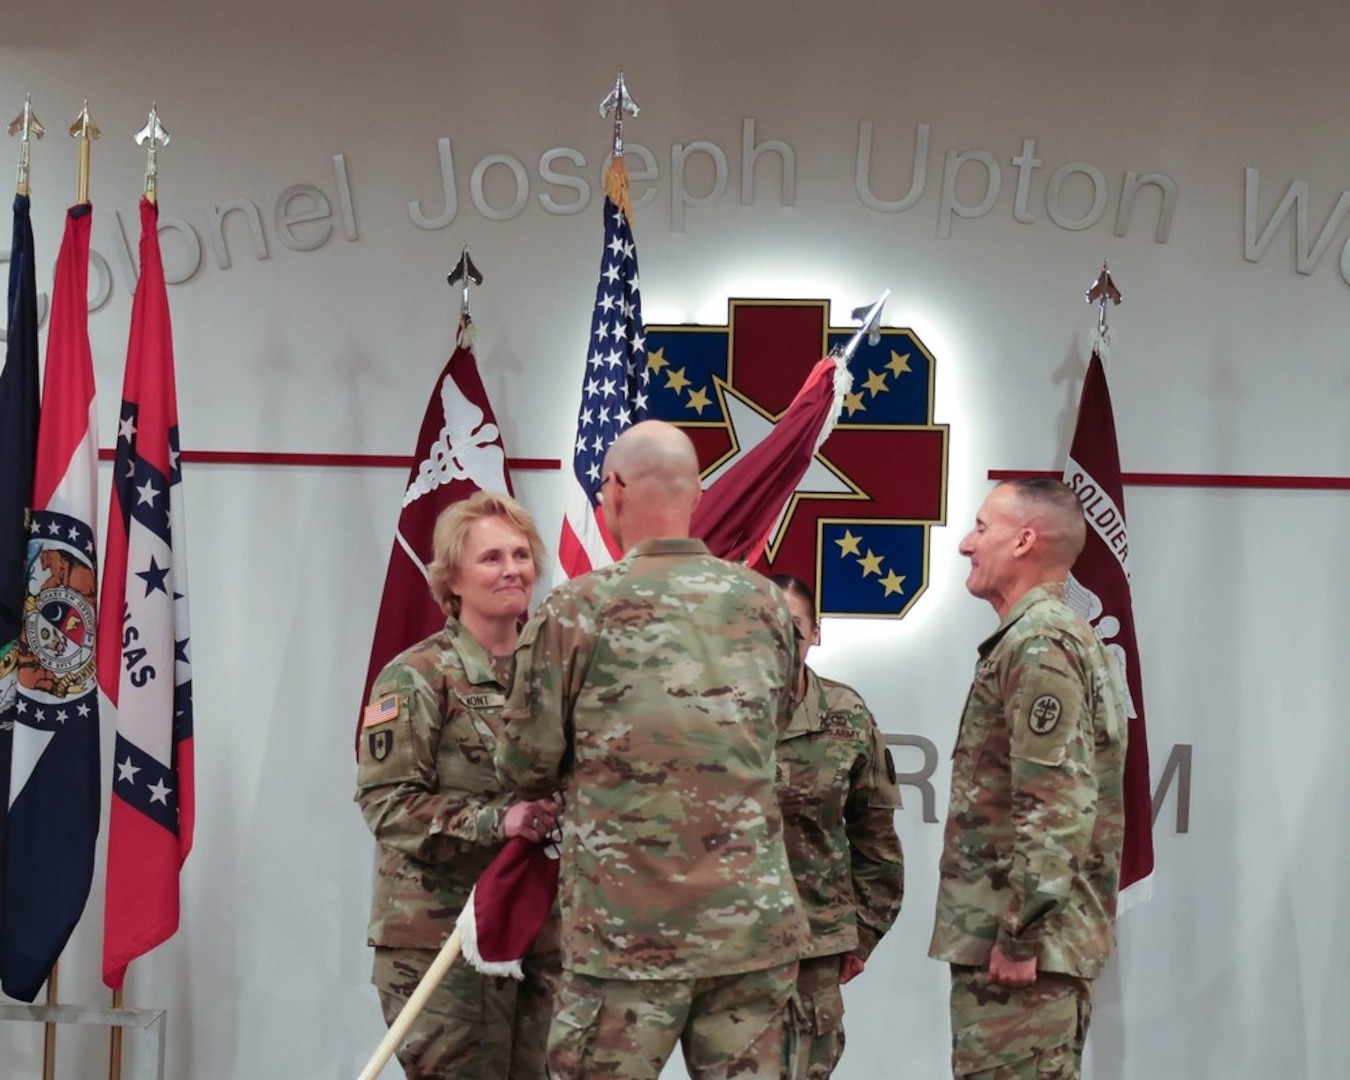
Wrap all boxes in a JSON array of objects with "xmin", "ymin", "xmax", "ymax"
[{"xmin": 646, "ymin": 299, "xmax": 948, "ymax": 619}]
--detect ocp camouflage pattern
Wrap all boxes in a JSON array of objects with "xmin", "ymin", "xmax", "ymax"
[
  {"xmin": 930, "ymin": 582, "xmax": 1128, "ymax": 979},
  {"xmin": 776, "ymin": 668, "xmax": 903, "ymax": 962},
  {"xmin": 497, "ymin": 537, "xmax": 809, "ymax": 981},
  {"xmin": 356, "ymin": 617, "xmax": 516, "ymax": 947}
]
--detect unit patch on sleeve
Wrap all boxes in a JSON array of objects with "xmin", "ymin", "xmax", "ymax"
[{"xmin": 1027, "ymin": 694, "xmax": 1063, "ymax": 735}]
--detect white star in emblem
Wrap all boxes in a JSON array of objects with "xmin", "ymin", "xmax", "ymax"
[
  {"xmin": 148, "ymin": 778, "xmax": 173, "ymax": 804},
  {"xmin": 67, "ymin": 525, "xmax": 80, "ymax": 540},
  {"xmin": 117, "ymin": 757, "xmax": 141, "ymax": 784},
  {"xmin": 119, "ymin": 415, "xmax": 137, "ymax": 442},
  {"xmin": 47, "ymin": 520, "xmax": 61, "ymax": 535},
  {"xmin": 55, "ymin": 709, "xmax": 68, "ymax": 724},
  {"xmin": 77, "ymin": 702, "xmax": 91, "ymax": 717},
  {"xmin": 136, "ymin": 479, "xmax": 161, "ymax": 506},
  {"xmin": 700, "ymin": 382, "xmax": 863, "ymax": 554}
]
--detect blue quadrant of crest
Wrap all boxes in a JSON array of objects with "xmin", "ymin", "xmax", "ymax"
[
  {"xmin": 645, "ymin": 330, "xmax": 729, "ymax": 420},
  {"xmin": 820, "ymin": 522, "xmax": 927, "ymax": 617},
  {"xmin": 827, "ymin": 333, "xmax": 933, "ymax": 427}
]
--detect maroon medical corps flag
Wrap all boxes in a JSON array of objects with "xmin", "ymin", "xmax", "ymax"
[
  {"xmin": 357, "ymin": 318, "xmax": 512, "ymax": 753},
  {"xmin": 691, "ymin": 355, "xmax": 848, "ymax": 564},
  {"xmin": 99, "ymin": 198, "xmax": 195, "ymax": 989},
  {"xmin": 1062, "ymin": 339, "xmax": 1154, "ymax": 907},
  {"xmin": 455, "ymin": 836, "xmax": 560, "ymax": 978}
]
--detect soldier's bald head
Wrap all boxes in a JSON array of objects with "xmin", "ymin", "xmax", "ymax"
[
  {"xmin": 998, "ymin": 478, "xmax": 1086, "ymax": 569},
  {"xmin": 604, "ymin": 421, "xmax": 702, "ymax": 510}
]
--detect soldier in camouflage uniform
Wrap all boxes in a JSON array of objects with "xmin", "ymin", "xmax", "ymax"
[
  {"xmin": 356, "ymin": 491, "xmax": 562, "ymax": 1079},
  {"xmin": 769, "ymin": 574, "xmax": 904, "ymax": 1080},
  {"xmin": 929, "ymin": 479, "xmax": 1128, "ymax": 1080},
  {"xmin": 496, "ymin": 420, "xmax": 808, "ymax": 1080}
]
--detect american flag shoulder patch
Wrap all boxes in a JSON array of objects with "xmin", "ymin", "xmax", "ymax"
[{"xmin": 362, "ymin": 694, "xmax": 400, "ymax": 727}]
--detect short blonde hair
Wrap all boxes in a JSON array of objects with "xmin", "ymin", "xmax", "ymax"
[{"xmin": 426, "ymin": 491, "xmax": 547, "ymax": 616}]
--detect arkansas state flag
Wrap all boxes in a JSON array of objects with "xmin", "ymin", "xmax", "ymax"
[
  {"xmin": 1062, "ymin": 335, "xmax": 1155, "ymax": 908},
  {"xmin": 1, "ymin": 203, "xmax": 101, "ymax": 1002},
  {"xmin": 357, "ymin": 317, "xmax": 512, "ymax": 754},
  {"xmin": 99, "ymin": 198, "xmax": 195, "ymax": 989}
]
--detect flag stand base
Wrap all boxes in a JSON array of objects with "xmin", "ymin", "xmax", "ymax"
[{"xmin": 0, "ymin": 1002, "xmax": 166, "ymax": 1080}]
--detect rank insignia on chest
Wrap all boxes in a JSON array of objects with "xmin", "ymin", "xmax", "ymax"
[
  {"xmin": 820, "ymin": 713, "xmax": 854, "ymax": 739},
  {"xmin": 367, "ymin": 729, "xmax": 393, "ymax": 762}
]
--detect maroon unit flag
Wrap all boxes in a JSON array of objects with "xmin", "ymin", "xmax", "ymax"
[
  {"xmin": 100, "ymin": 199, "xmax": 195, "ymax": 989},
  {"xmin": 1062, "ymin": 344, "xmax": 1154, "ymax": 907},
  {"xmin": 455, "ymin": 836, "xmax": 561, "ymax": 978},
  {"xmin": 691, "ymin": 355, "xmax": 847, "ymax": 565},
  {"xmin": 358, "ymin": 319, "xmax": 512, "ymax": 754}
]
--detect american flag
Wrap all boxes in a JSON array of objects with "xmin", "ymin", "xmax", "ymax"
[{"xmin": 554, "ymin": 157, "xmax": 650, "ymax": 580}]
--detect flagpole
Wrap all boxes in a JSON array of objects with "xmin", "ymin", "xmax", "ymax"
[
  {"xmin": 356, "ymin": 928, "xmax": 463, "ymax": 1080},
  {"xmin": 68, "ymin": 100, "xmax": 99, "ymax": 204},
  {"xmin": 108, "ymin": 987, "xmax": 124, "ymax": 1080},
  {"xmin": 7, "ymin": 94, "xmax": 44, "ymax": 195},
  {"xmin": 42, "ymin": 962, "xmax": 58, "ymax": 1080},
  {"xmin": 134, "ymin": 103, "xmax": 169, "ymax": 205}
]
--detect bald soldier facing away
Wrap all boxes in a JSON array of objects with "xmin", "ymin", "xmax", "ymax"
[
  {"xmin": 497, "ymin": 420, "xmax": 808, "ymax": 1080},
  {"xmin": 930, "ymin": 478, "xmax": 1128, "ymax": 1080}
]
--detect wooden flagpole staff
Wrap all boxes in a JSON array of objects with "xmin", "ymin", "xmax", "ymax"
[{"xmin": 356, "ymin": 928, "xmax": 463, "ymax": 1080}]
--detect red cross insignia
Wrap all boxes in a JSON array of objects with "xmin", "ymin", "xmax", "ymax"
[{"xmin": 645, "ymin": 299, "xmax": 948, "ymax": 619}]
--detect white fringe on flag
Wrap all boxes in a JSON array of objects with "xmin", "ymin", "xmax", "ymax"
[
  {"xmin": 1091, "ymin": 323, "xmax": 1114, "ymax": 364},
  {"xmin": 817, "ymin": 358, "xmax": 854, "ymax": 451},
  {"xmin": 454, "ymin": 887, "xmax": 526, "ymax": 979},
  {"xmin": 457, "ymin": 317, "xmax": 478, "ymax": 352}
]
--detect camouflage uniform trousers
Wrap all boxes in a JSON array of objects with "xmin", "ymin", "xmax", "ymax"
[
  {"xmin": 785, "ymin": 954, "xmax": 846, "ymax": 1079},
  {"xmin": 948, "ymin": 964, "xmax": 1093, "ymax": 1080},
  {"xmin": 547, "ymin": 960, "xmax": 799, "ymax": 1080},
  {"xmin": 373, "ymin": 945, "xmax": 559, "ymax": 1080}
]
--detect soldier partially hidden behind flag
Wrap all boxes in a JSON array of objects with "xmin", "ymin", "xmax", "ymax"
[
  {"xmin": 770, "ymin": 574, "xmax": 905, "ymax": 1079},
  {"xmin": 930, "ymin": 478, "xmax": 1128, "ymax": 1080},
  {"xmin": 356, "ymin": 491, "xmax": 561, "ymax": 1079},
  {"xmin": 497, "ymin": 420, "xmax": 808, "ymax": 1080}
]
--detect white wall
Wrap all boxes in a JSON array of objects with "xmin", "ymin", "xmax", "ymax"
[{"xmin": 2, "ymin": 1, "xmax": 1347, "ymax": 1077}]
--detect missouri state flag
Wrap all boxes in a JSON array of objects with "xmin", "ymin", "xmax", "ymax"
[
  {"xmin": 1, "ymin": 203, "xmax": 101, "ymax": 1002},
  {"xmin": 99, "ymin": 198, "xmax": 195, "ymax": 989}
]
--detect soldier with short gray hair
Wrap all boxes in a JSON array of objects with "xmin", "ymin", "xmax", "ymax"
[{"xmin": 930, "ymin": 478, "xmax": 1128, "ymax": 1079}]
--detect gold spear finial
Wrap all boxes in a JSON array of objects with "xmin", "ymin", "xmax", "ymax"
[
  {"xmin": 68, "ymin": 99, "xmax": 100, "ymax": 204},
  {"xmin": 7, "ymin": 95, "xmax": 44, "ymax": 197},
  {"xmin": 135, "ymin": 103, "xmax": 171, "ymax": 204}
]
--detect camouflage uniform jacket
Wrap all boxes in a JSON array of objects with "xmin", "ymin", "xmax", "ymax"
[
  {"xmin": 929, "ymin": 582, "xmax": 1128, "ymax": 979},
  {"xmin": 777, "ymin": 668, "xmax": 904, "ymax": 962},
  {"xmin": 497, "ymin": 537, "xmax": 809, "ymax": 981},
  {"xmin": 356, "ymin": 617, "xmax": 516, "ymax": 948}
]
